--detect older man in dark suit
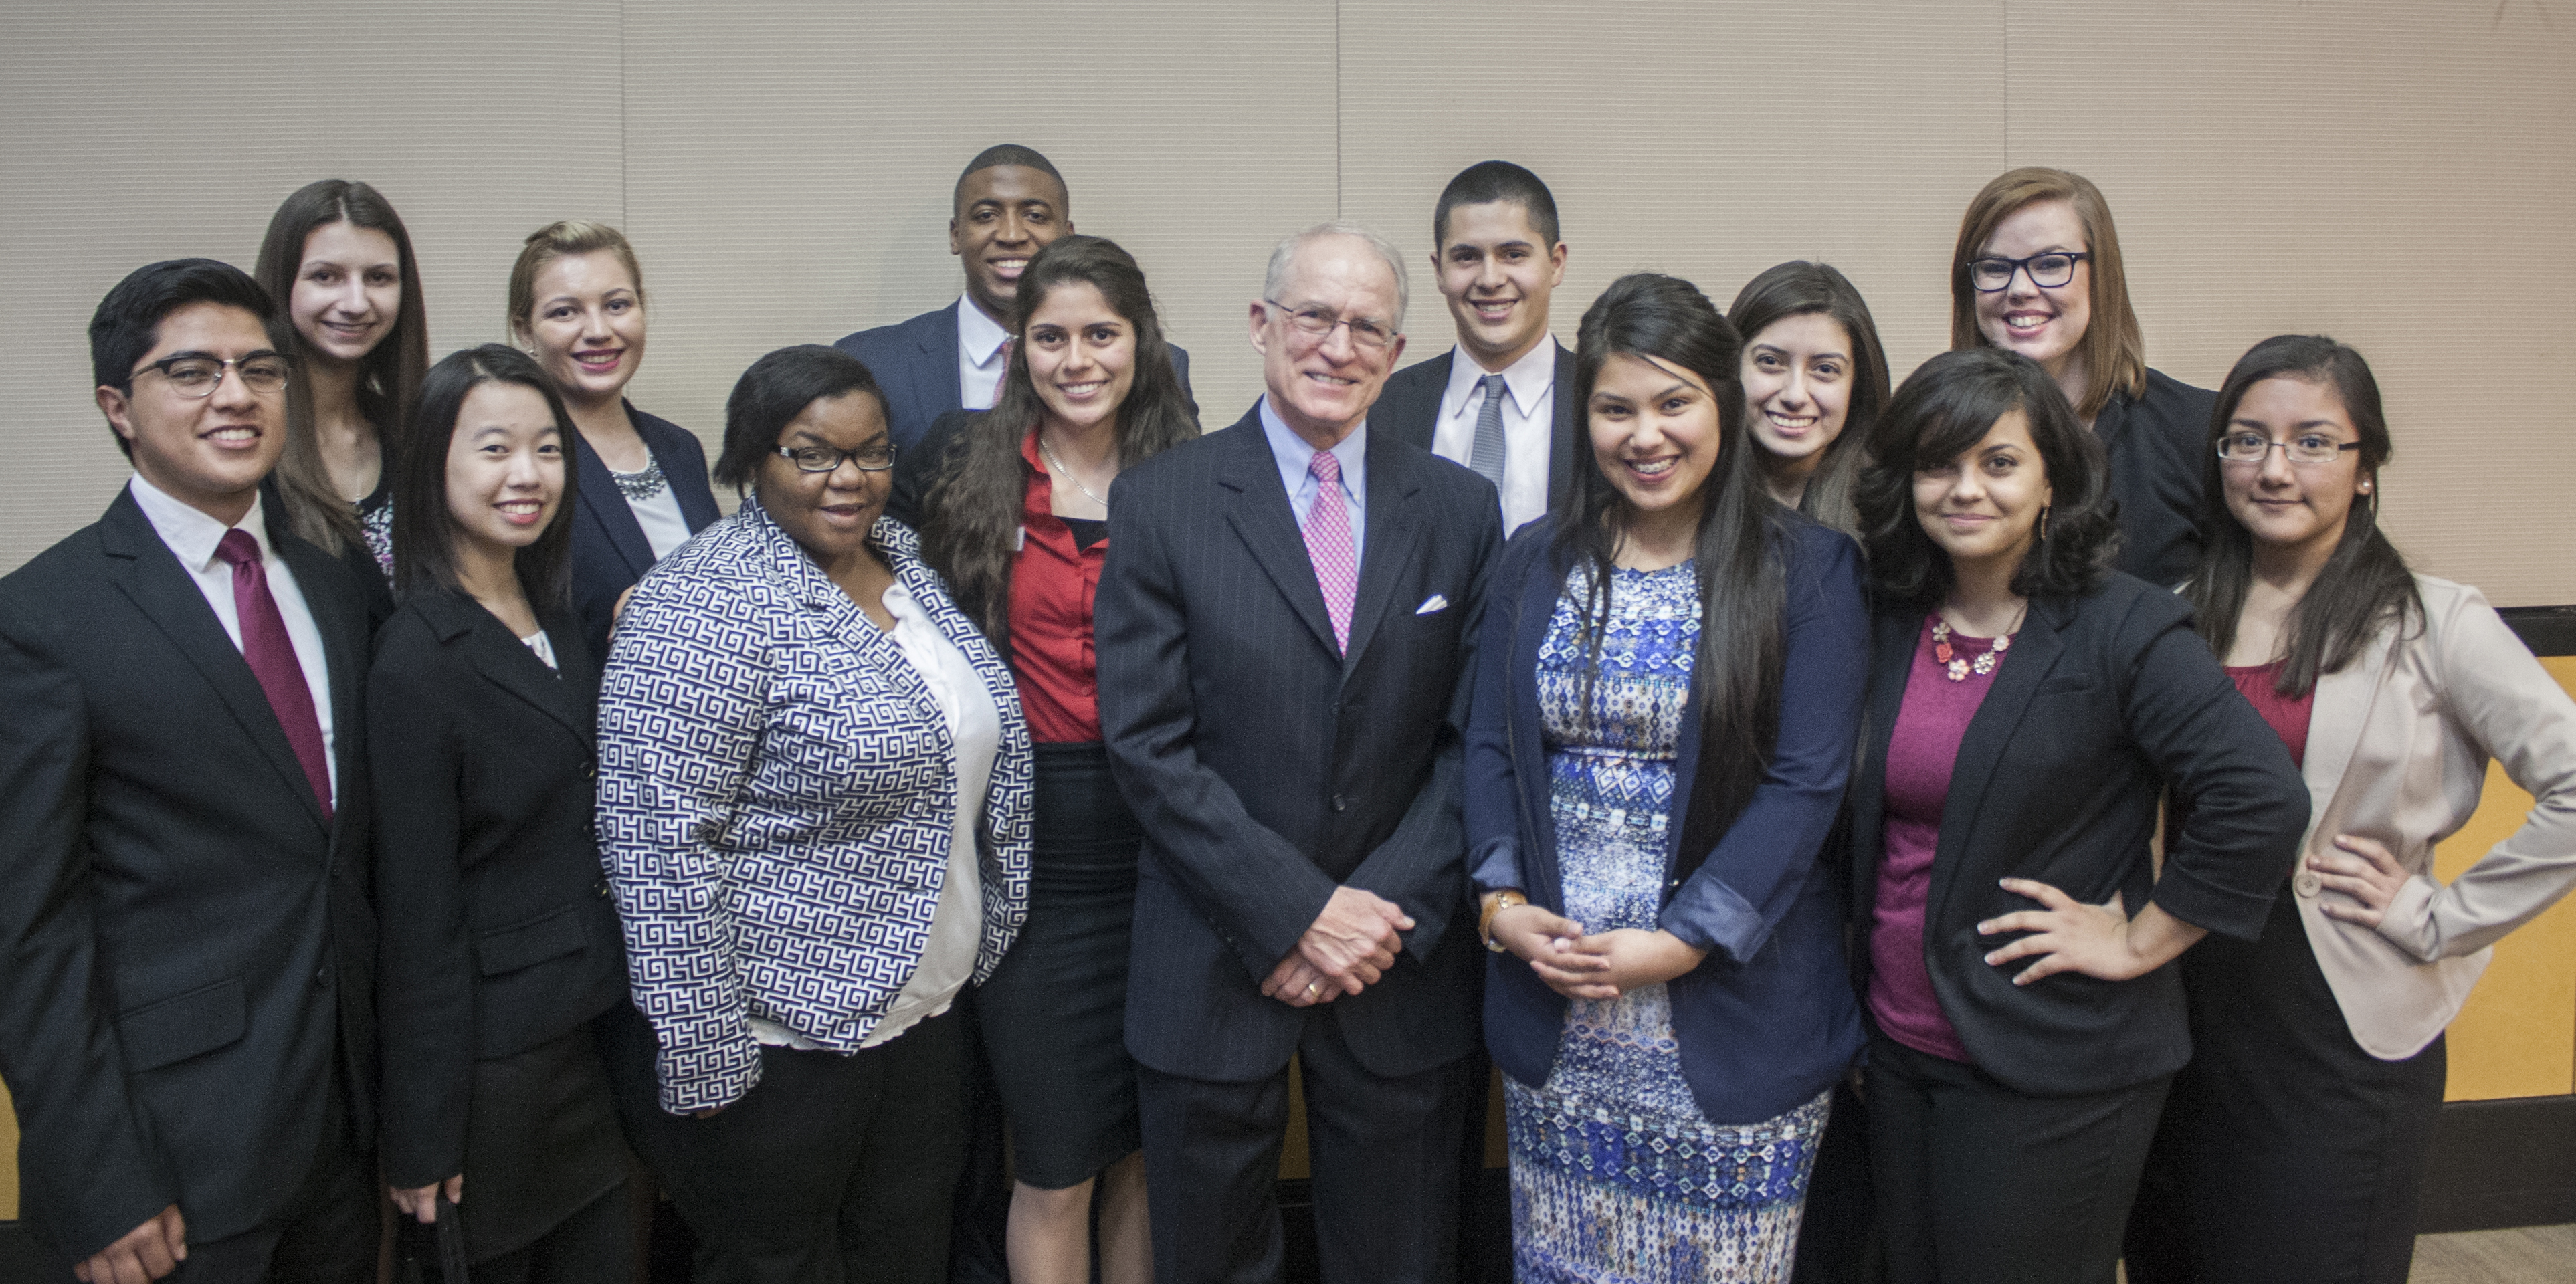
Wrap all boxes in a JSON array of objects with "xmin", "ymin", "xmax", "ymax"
[
  {"xmin": 0, "ymin": 259, "xmax": 379, "ymax": 1283},
  {"xmin": 1098, "ymin": 223, "xmax": 1501, "ymax": 1284}
]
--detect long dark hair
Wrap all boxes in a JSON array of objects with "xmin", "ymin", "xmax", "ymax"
[
  {"xmin": 1553, "ymin": 272, "xmax": 1783, "ymax": 875},
  {"xmin": 1855, "ymin": 348, "xmax": 2118, "ymax": 609},
  {"xmin": 918, "ymin": 235, "xmax": 1199, "ymax": 649},
  {"xmin": 391, "ymin": 345, "xmax": 576, "ymax": 611},
  {"xmin": 253, "ymin": 179, "xmax": 431, "ymax": 555},
  {"xmin": 1726, "ymin": 261, "xmax": 1890, "ymax": 534},
  {"xmin": 2187, "ymin": 335, "xmax": 2419, "ymax": 696}
]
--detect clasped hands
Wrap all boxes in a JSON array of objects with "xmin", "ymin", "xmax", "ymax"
[
  {"xmin": 1262, "ymin": 886, "xmax": 1413, "ymax": 1008},
  {"xmin": 1485, "ymin": 897, "xmax": 1706, "ymax": 1000}
]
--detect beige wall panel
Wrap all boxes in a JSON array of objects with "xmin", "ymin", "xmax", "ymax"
[
  {"xmin": 0, "ymin": 1, "xmax": 623, "ymax": 572},
  {"xmin": 2004, "ymin": 1, "xmax": 2576, "ymax": 605},
  {"xmin": 1337, "ymin": 1, "xmax": 2005, "ymax": 404},
  {"xmin": 619, "ymin": 1, "xmax": 1341, "ymax": 450}
]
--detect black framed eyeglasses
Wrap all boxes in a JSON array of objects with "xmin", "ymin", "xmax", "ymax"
[
  {"xmin": 1262, "ymin": 300, "xmax": 1397, "ymax": 350},
  {"xmin": 135, "ymin": 352, "xmax": 294, "ymax": 397},
  {"xmin": 1966, "ymin": 251, "xmax": 2091, "ymax": 292},
  {"xmin": 2216, "ymin": 432, "xmax": 2364, "ymax": 466},
  {"xmin": 775, "ymin": 443, "xmax": 895, "ymax": 473}
]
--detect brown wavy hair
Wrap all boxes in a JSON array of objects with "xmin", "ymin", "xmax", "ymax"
[
  {"xmin": 252, "ymin": 179, "xmax": 431, "ymax": 555},
  {"xmin": 916, "ymin": 235, "xmax": 1199, "ymax": 653},
  {"xmin": 1947, "ymin": 167, "xmax": 2145, "ymax": 423}
]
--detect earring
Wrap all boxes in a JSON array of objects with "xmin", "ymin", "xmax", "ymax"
[
  {"xmin": 2359, "ymin": 481, "xmax": 2372, "ymax": 494},
  {"xmin": 2038, "ymin": 506, "xmax": 2050, "ymax": 541}
]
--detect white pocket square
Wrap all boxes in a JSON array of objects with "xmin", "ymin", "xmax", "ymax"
[{"xmin": 1415, "ymin": 595, "xmax": 1450, "ymax": 615}]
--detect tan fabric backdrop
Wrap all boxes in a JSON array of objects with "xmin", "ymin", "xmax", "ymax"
[{"xmin": 4, "ymin": 0, "xmax": 2571, "ymax": 607}]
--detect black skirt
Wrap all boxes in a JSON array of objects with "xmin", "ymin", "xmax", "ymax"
[
  {"xmin": 976, "ymin": 741, "xmax": 1147, "ymax": 1189},
  {"xmin": 460, "ymin": 1016, "xmax": 633, "ymax": 1263},
  {"xmin": 2126, "ymin": 888, "xmax": 2447, "ymax": 1284}
]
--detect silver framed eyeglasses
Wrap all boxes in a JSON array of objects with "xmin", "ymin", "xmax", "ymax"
[
  {"xmin": 775, "ymin": 443, "xmax": 895, "ymax": 473},
  {"xmin": 2215, "ymin": 432, "xmax": 2363, "ymax": 466},
  {"xmin": 136, "ymin": 352, "xmax": 293, "ymax": 397},
  {"xmin": 1262, "ymin": 300, "xmax": 1397, "ymax": 350},
  {"xmin": 1966, "ymin": 251, "xmax": 2091, "ymax": 292}
]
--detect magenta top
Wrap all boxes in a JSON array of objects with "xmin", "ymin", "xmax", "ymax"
[
  {"xmin": 1868, "ymin": 614, "xmax": 2010, "ymax": 1063},
  {"xmin": 2227, "ymin": 659, "xmax": 2315, "ymax": 770}
]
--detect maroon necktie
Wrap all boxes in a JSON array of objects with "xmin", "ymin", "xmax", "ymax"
[
  {"xmin": 215, "ymin": 530, "xmax": 332, "ymax": 819},
  {"xmin": 988, "ymin": 337, "xmax": 1015, "ymax": 408}
]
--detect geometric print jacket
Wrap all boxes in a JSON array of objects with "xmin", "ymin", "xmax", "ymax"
[{"xmin": 596, "ymin": 497, "xmax": 1032, "ymax": 1113}]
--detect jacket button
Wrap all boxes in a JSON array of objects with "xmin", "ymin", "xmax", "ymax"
[
  {"xmin": 2293, "ymin": 869, "xmax": 2322, "ymax": 899},
  {"xmin": 1331, "ymin": 794, "xmax": 1347, "ymax": 813},
  {"xmin": 314, "ymin": 966, "xmax": 334, "ymax": 988},
  {"xmin": 595, "ymin": 879, "xmax": 611, "ymax": 899}
]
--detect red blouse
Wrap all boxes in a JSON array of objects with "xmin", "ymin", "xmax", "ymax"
[
  {"xmin": 2227, "ymin": 659, "xmax": 2316, "ymax": 769},
  {"xmin": 1007, "ymin": 429, "xmax": 1108, "ymax": 743}
]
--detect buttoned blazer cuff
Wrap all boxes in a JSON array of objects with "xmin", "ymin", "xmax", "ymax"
[
  {"xmin": 1469, "ymin": 836, "xmax": 1520, "ymax": 895},
  {"xmin": 2373, "ymin": 873, "xmax": 2444, "ymax": 962},
  {"xmin": 2148, "ymin": 863, "xmax": 2279, "ymax": 943},
  {"xmin": 1657, "ymin": 875, "xmax": 1765, "ymax": 960}
]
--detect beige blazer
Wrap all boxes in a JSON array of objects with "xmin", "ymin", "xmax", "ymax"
[{"xmin": 2296, "ymin": 574, "xmax": 2576, "ymax": 1059}]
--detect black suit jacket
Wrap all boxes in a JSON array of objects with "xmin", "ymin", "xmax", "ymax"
[
  {"xmin": 0, "ymin": 489, "xmax": 378, "ymax": 1258},
  {"xmin": 368, "ymin": 588, "xmax": 627, "ymax": 1189},
  {"xmin": 834, "ymin": 300, "xmax": 1195, "ymax": 453},
  {"xmin": 1371, "ymin": 342, "xmax": 1580, "ymax": 531},
  {"xmin": 1098, "ymin": 407, "xmax": 1502, "ymax": 1081},
  {"xmin": 1844, "ymin": 575, "xmax": 2307, "ymax": 1095},
  {"xmin": 568, "ymin": 404, "xmax": 720, "ymax": 661},
  {"xmin": 2100, "ymin": 367, "xmax": 2217, "ymax": 590}
]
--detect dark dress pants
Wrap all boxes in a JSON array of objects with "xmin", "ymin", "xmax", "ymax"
[
  {"xmin": 162, "ymin": 1077, "xmax": 376, "ymax": 1284},
  {"xmin": 2124, "ymin": 893, "xmax": 2447, "ymax": 1284},
  {"xmin": 1868, "ymin": 1035, "xmax": 2168, "ymax": 1284},
  {"xmin": 611, "ymin": 1005, "xmax": 970, "ymax": 1284},
  {"xmin": 1138, "ymin": 1011, "xmax": 1472, "ymax": 1284}
]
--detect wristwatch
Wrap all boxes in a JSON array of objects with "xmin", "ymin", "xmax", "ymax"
[{"xmin": 1480, "ymin": 890, "xmax": 1530, "ymax": 953}]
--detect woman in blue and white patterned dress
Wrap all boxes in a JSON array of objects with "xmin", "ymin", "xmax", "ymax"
[{"xmin": 1466, "ymin": 273, "xmax": 1871, "ymax": 1282}]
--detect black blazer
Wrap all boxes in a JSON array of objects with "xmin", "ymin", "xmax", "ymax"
[
  {"xmin": 2100, "ymin": 368, "xmax": 2217, "ymax": 590},
  {"xmin": 568, "ymin": 404, "xmax": 718, "ymax": 661},
  {"xmin": 1371, "ymin": 342, "xmax": 1581, "ymax": 530},
  {"xmin": 1097, "ymin": 406, "xmax": 1502, "ymax": 1081},
  {"xmin": 0, "ymin": 489, "xmax": 378, "ymax": 1258},
  {"xmin": 368, "ymin": 588, "xmax": 627, "ymax": 1189},
  {"xmin": 835, "ymin": 299, "xmax": 1195, "ymax": 453},
  {"xmin": 1845, "ymin": 574, "xmax": 2308, "ymax": 1095}
]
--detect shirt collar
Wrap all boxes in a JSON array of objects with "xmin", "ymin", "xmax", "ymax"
[
  {"xmin": 1259, "ymin": 395, "xmax": 1367, "ymax": 500},
  {"xmin": 1441, "ymin": 337, "xmax": 1561, "ymax": 419},
  {"xmin": 957, "ymin": 293, "xmax": 1011, "ymax": 366},
  {"xmin": 128, "ymin": 472, "xmax": 269, "ymax": 572}
]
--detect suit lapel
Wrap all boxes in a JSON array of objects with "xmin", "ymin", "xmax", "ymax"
[
  {"xmin": 1928, "ymin": 597, "xmax": 2070, "ymax": 922},
  {"xmin": 431, "ymin": 594, "xmax": 594, "ymax": 750},
  {"xmin": 1850, "ymin": 607, "xmax": 1919, "ymax": 899},
  {"xmin": 102, "ymin": 493, "xmax": 330, "ymax": 835},
  {"xmin": 1217, "ymin": 417, "xmax": 1341, "ymax": 659},
  {"xmin": 573, "ymin": 429, "xmax": 657, "ymax": 578},
  {"xmin": 928, "ymin": 301, "xmax": 965, "ymax": 416},
  {"xmin": 2300, "ymin": 617, "xmax": 2397, "ymax": 830},
  {"xmin": 1548, "ymin": 343, "xmax": 1580, "ymax": 516},
  {"xmin": 1341, "ymin": 431, "xmax": 1423, "ymax": 674}
]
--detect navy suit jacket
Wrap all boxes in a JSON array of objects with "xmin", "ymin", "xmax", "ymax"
[
  {"xmin": 0, "ymin": 490, "xmax": 379, "ymax": 1258},
  {"xmin": 1097, "ymin": 405, "xmax": 1500, "ymax": 1081},
  {"xmin": 833, "ymin": 299, "xmax": 1194, "ymax": 451},
  {"xmin": 1466, "ymin": 515, "xmax": 1870, "ymax": 1126},
  {"xmin": 567, "ymin": 404, "xmax": 719, "ymax": 661},
  {"xmin": 1371, "ymin": 342, "xmax": 1581, "ymax": 531}
]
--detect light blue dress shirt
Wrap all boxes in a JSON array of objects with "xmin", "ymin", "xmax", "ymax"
[{"xmin": 1259, "ymin": 395, "xmax": 1368, "ymax": 566}]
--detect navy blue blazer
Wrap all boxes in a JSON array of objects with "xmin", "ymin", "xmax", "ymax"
[
  {"xmin": 1372, "ymin": 342, "xmax": 1581, "ymax": 530},
  {"xmin": 1097, "ymin": 407, "xmax": 1500, "ymax": 1081},
  {"xmin": 833, "ymin": 299, "xmax": 1194, "ymax": 452},
  {"xmin": 1465, "ymin": 514, "xmax": 1870, "ymax": 1126},
  {"xmin": 568, "ymin": 404, "xmax": 718, "ymax": 661}
]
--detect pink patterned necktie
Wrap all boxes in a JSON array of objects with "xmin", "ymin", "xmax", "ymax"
[
  {"xmin": 215, "ymin": 530, "xmax": 332, "ymax": 819},
  {"xmin": 987, "ymin": 337, "xmax": 1014, "ymax": 409},
  {"xmin": 1303, "ymin": 448, "xmax": 1357, "ymax": 654}
]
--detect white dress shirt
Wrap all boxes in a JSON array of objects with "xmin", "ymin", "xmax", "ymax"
[
  {"xmin": 1429, "ymin": 338, "xmax": 1561, "ymax": 536},
  {"xmin": 1260, "ymin": 395, "xmax": 1368, "ymax": 567},
  {"xmin": 127, "ymin": 474, "xmax": 338, "ymax": 801},
  {"xmin": 956, "ymin": 294, "xmax": 1012, "ymax": 411}
]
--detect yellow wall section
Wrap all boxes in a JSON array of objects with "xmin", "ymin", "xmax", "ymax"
[
  {"xmin": 2437, "ymin": 655, "xmax": 2576, "ymax": 1102},
  {"xmin": 2, "ymin": 1081, "xmax": 16, "ymax": 1219}
]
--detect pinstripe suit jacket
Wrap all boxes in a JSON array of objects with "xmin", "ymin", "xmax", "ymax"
[{"xmin": 1097, "ymin": 404, "xmax": 1502, "ymax": 1081}]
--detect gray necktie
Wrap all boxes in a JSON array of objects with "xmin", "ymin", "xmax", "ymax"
[{"xmin": 1468, "ymin": 373, "xmax": 1508, "ymax": 489}]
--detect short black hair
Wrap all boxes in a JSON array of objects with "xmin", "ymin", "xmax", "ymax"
[
  {"xmin": 89, "ymin": 258, "xmax": 281, "ymax": 458},
  {"xmin": 1855, "ymin": 347, "xmax": 2118, "ymax": 608},
  {"xmin": 1433, "ymin": 160, "xmax": 1561, "ymax": 249},
  {"xmin": 954, "ymin": 144, "xmax": 1067, "ymax": 214},
  {"xmin": 713, "ymin": 345, "xmax": 888, "ymax": 492}
]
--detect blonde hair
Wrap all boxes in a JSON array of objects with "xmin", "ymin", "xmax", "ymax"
[
  {"xmin": 1947, "ymin": 167, "xmax": 2145, "ymax": 421},
  {"xmin": 507, "ymin": 220, "xmax": 644, "ymax": 340}
]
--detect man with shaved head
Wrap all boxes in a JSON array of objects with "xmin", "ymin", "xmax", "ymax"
[{"xmin": 1098, "ymin": 223, "xmax": 1500, "ymax": 1284}]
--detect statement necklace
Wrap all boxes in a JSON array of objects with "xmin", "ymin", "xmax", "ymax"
[
  {"xmin": 1038, "ymin": 430, "xmax": 1112, "ymax": 508},
  {"xmin": 1930, "ymin": 604, "xmax": 2028, "ymax": 682}
]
